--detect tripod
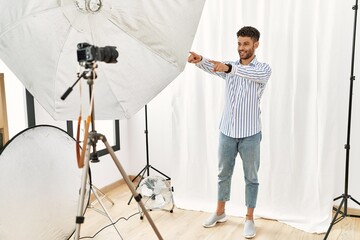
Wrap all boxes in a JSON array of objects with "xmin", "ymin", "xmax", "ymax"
[
  {"xmin": 62, "ymin": 63, "xmax": 163, "ymax": 240},
  {"xmin": 324, "ymin": 1, "xmax": 360, "ymax": 239},
  {"xmin": 128, "ymin": 105, "xmax": 171, "ymax": 205}
]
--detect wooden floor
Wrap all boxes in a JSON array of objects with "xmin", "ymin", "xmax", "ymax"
[{"xmin": 79, "ymin": 183, "xmax": 360, "ymax": 240}]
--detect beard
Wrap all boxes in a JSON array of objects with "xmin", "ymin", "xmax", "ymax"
[{"xmin": 239, "ymin": 47, "xmax": 255, "ymax": 60}]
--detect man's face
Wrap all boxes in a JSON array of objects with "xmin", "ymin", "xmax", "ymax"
[{"xmin": 237, "ymin": 36, "xmax": 259, "ymax": 61}]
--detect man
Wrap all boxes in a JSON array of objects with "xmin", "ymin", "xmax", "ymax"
[{"xmin": 187, "ymin": 26, "xmax": 271, "ymax": 239}]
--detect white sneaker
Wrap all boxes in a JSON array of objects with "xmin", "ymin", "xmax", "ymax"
[
  {"xmin": 202, "ymin": 213, "xmax": 227, "ymax": 228},
  {"xmin": 243, "ymin": 219, "xmax": 256, "ymax": 239}
]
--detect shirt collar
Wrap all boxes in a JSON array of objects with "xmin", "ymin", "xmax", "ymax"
[{"xmin": 236, "ymin": 56, "xmax": 258, "ymax": 66}]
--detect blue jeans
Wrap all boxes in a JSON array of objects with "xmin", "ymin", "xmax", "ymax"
[{"xmin": 217, "ymin": 131, "xmax": 261, "ymax": 208}]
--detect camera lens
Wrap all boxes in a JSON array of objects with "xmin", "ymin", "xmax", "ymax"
[{"xmin": 100, "ymin": 46, "xmax": 119, "ymax": 63}]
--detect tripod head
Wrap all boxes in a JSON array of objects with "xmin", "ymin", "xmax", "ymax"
[
  {"xmin": 60, "ymin": 62, "xmax": 97, "ymax": 101},
  {"xmin": 80, "ymin": 62, "xmax": 98, "ymax": 81}
]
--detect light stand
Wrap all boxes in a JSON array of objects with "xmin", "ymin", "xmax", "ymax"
[
  {"xmin": 127, "ymin": 105, "xmax": 171, "ymax": 205},
  {"xmin": 323, "ymin": 1, "xmax": 360, "ymax": 239},
  {"xmin": 62, "ymin": 63, "xmax": 163, "ymax": 240},
  {"xmin": 87, "ymin": 169, "xmax": 122, "ymax": 237}
]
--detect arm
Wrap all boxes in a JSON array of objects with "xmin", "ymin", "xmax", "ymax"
[
  {"xmin": 231, "ymin": 63, "xmax": 272, "ymax": 84},
  {"xmin": 209, "ymin": 60, "xmax": 271, "ymax": 84},
  {"xmin": 187, "ymin": 52, "xmax": 227, "ymax": 79}
]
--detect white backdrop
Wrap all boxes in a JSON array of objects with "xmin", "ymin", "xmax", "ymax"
[{"xmin": 145, "ymin": 0, "xmax": 360, "ymax": 234}]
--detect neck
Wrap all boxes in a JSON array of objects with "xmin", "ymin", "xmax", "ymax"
[{"xmin": 240, "ymin": 55, "xmax": 255, "ymax": 65}]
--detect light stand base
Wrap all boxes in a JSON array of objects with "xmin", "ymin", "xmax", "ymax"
[
  {"xmin": 89, "ymin": 185, "xmax": 115, "ymax": 214},
  {"xmin": 128, "ymin": 165, "xmax": 171, "ymax": 205},
  {"xmin": 88, "ymin": 185, "xmax": 115, "ymax": 216},
  {"xmin": 323, "ymin": 195, "xmax": 360, "ymax": 239},
  {"xmin": 90, "ymin": 185, "xmax": 122, "ymax": 237}
]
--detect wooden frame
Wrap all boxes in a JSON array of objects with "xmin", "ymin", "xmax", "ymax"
[{"xmin": 0, "ymin": 73, "xmax": 9, "ymax": 148}]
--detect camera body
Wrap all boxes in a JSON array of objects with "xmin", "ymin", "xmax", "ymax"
[{"xmin": 77, "ymin": 43, "xmax": 118, "ymax": 63}]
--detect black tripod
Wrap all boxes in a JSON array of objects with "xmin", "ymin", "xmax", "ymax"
[
  {"xmin": 324, "ymin": 1, "xmax": 360, "ymax": 239},
  {"xmin": 128, "ymin": 105, "xmax": 171, "ymax": 205},
  {"xmin": 62, "ymin": 63, "xmax": 163, "ymax": 240}
]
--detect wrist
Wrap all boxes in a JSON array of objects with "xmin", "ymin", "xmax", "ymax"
[{"xmin": 225, "ymin": 63, "xmax": 232, "ymax": 73}]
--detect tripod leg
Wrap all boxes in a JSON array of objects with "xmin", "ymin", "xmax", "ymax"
[
  {"xmin": 131, "ymin": 165, "xmax": 148, "ymax": 183},
  {"xmin": 349, "ymin": 196, "xmax": 360, "ymax": 206},
  {"xmin": 100, "ymin": 135, "xmax": 163, "ymax": 240},
  {"xmin": 92, "ymin": 188, "xmax": 123, "ymax": 238},
  {"xmin": 91, "ymin": 185, "xmax": 115, "ymax": 206},
  {"xmin": 323, "ymin": 197, "xmax": 345, "ymax": 240},
  {"xmin": 150, "ymin": 165, "xmax": 171, "ymax": 180},
  {"xmin": 74, "ymin": 139, "xmax": 92, "ymax": 240},
  {"xmin": 128, "ymin": 166, "xmax": 148, "ymax": 205},
  {"xmin": 348, "ymin": 196, "xmax": 360, "ymax": 218}
]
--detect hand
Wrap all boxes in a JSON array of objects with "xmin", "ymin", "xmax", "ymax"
[
  {"xmin": 209, "ymin": 60, "xmax": 230, "ymax": 72},
  {"xmin": 188, "ymin": 51, "xmax": 202, "ymax": 63}
]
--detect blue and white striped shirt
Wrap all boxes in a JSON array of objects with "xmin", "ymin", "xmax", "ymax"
[{"xmin": 196, "ymin": 57, "xmax": 271, "ymax": 138}]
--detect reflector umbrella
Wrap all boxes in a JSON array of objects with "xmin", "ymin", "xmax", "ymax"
[
  {"xmin": 0, "ymin": 125, "xmax": 86, "ymax": 239},
  {"xmin": 0, "ymin": 0, "xmax": 205, "ymax": 120}
]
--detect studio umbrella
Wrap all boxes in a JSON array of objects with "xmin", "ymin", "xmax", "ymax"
[{"xmin": 0, "ymin": 0, "xmax": 206, "ymax": 120}]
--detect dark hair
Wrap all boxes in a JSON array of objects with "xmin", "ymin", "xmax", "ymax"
[{"xmin": 237, "ymin": 26, "xmax": 260, "ymax": 42}]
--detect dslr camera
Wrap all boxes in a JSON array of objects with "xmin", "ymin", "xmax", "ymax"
[{"xmin": 77, "ymin": 43, "xmax": 118, "ymax": 63}]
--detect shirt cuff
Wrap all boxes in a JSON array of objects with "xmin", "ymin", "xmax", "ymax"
[{"xmin": 195, "ymin": 56, "xmax": 204, "ymax": 66}]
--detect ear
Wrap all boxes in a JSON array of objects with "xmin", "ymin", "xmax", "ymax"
[{"xmin": 254, "ymin": 41, "xmax": 259, "ymax": 49}]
